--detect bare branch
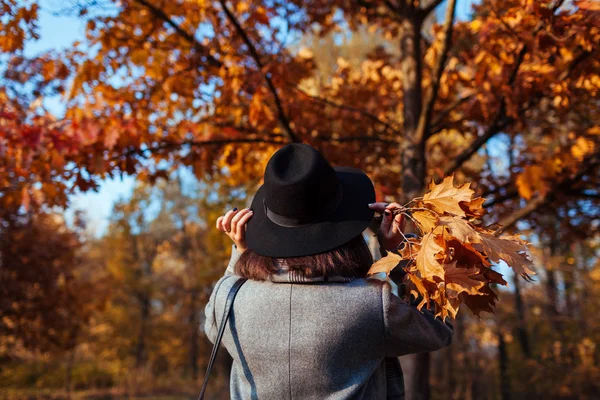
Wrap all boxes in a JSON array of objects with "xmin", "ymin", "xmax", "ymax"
[
  {"xmin": 113, "ymin": 132, "xmax": 396, "ymax": 161},
  {"xmin": 356, "ymin": 0, "xmax": 403, "ymax": 19},
  {"xmin": 292, "ymin": 86, "xmax": 401, "ymax": 134},
  {"xmin": 444, "ymin": 105, "xmax": 510, "ymax": 175},
  {"xmin": 133, "ymin": 0, "xmax": 222, "ymax": 69},
  {"xmin": 315, "ymin": 136, "xmax": 397, "ymax": 145},
  {"xmin": 444, "ymin": 45, "xmax": 527, "ymax": 175},
  {"xmin": 559, "ymin": 49, "xmax": 594, "ymax": 80},
  {"xmin": 429, "ymin": 93, "xmax": 475, "ymax": 135},
  {"xmin": 494, "ymin": 195, "xmax": 548, "ymax": 235},
  {"xmin": 218, "ymin": 0, "xmax": 300, "ymax": 143},
  {"xmin": 483, "ymin": 189, "xmax": 519, "ymax": 208},
  {"xmin": 416, "ymin": 0, "xmax": 457, "ymax": 142}
]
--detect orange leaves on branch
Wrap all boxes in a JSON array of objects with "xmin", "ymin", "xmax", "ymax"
[{"xmin": 368, "ymin": 176, "xmax": 534, "ymax": 320}]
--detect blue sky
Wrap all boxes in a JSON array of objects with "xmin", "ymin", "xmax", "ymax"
[{"xmin": 29, "ymin": 0, "xmax": 475, "ymax": 236}]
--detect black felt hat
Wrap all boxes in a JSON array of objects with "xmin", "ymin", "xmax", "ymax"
[{"xmin": 245, "ymin": 143, "xmax": 375, "ymax": 257}]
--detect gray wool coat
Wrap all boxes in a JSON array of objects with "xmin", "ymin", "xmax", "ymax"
[{"xmin": 204, "ymin": 247, "xmax": 453, "ymax": 400}]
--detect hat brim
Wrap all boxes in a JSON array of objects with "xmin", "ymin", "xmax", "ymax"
[{"xmin": 245, "ymin": 166, "xmax": 376, "ymax": 257}]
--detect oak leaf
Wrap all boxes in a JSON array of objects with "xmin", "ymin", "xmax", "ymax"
[
  {"xmin": 415, "ymin": 227, "xmax": 446, "ymax": 279},
  {"xmin": 444, "ymin": 261, "xmax": 485, "ymax": 298},
  {"xmin": 477, "ymin": 232, "xmax": 535, "ymax": 280},
  {"xmin": 460, "ymin": 286, "xmax": 499, "ymax": 318},
  {"xmin": 411, "ymin": 210, "xmax": 438, "ymax": 233},
  {"xmin": 421, "ymin": 176, "xmax": 474, "ymax": 217},
  {"xmin": 367, "ymin": 252, "xmax": 403, "ymax": 276}
]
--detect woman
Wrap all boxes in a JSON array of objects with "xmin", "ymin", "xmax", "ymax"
[{"xmin": 205, "ymin": 143, "xmax": 452, "ymax": 399}]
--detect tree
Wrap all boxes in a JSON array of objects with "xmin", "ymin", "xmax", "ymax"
[{"xmin": 0, "ymin": 211, "xmax": 94, "ymax": 372}]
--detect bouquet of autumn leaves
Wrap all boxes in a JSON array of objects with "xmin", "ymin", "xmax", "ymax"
[{"xmin": 368, "ymin": 176, "xmax": 535, "ymax": 320}]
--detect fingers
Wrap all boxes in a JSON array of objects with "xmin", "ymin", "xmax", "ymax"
[
  {"xmin": 222, "ymin": 207, "xmax": 239, "ymax": 232},
  {"xmin": 380, "ymin": 208, "xmax": 393, "ymax": 234},
  {"xmin": 385, "ymin": 202, "xmax": 402, "ymax": 212},
  {"xmin": 391, "ymin": 212, "xmax": 405, "ymax": 236},
  {"xmin": 234, "ymin": 209, "xmax": 254, "ymax": 240},
  {"xmin": 368, "ymin": 202, "xmax": 389, "ymax": 213},
  {"xmin": 369, "ymin": 202, "xmax": 403, "ymax": 214},
  {"xmin": 230, "ymin": 208, "xmax": 251, "ymax": 236}
]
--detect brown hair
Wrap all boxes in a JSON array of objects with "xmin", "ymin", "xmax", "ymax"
[{"xmin": 235, "ymin": 235, "xmax": 373, "ymax": 281}]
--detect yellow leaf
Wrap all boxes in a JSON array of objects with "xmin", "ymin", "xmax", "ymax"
[
  {"xmin": 412, "ymin": 210, "xmax": 438, "ymax": 233},
  {"xmin": 297, "ymin": 47, "xmax": 314, "ymax": 59},
  {"xmin": 422, "ymin": 175, "xmax": 474, "ymax": 217},
  {"xmin": 470, "ymin": 20, "xmax": 483, "ymax": 32},
  {"xmin": 367, "ymin": 252, "xmax": 403, "ymax": 276},
  {"xmin": 571, "ymin": 137, "xmax": 594, "ymax": 161},
  {"xmin": 415, "ymin": 227, "xmax": 446, "ymax": 279},
  {"xmin": 516, "ymin": 165, "xmax": 547, "ymax": 200},
  {"xmin": 407, "ymin": 273, "xmax": 430, "ymax": 310}
]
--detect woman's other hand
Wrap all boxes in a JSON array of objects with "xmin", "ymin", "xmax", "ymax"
[
  {"xmin": 216, "ymin": 207, "xmax": 254, "ymax": 252},
  {"xmin": 368, "ymin": 202, "xmax": 406, "ymax": 251}
]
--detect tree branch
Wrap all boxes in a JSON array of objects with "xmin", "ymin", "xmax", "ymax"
[
  {"xmin": 494, "ymin": 195, "xmax": 548, "ymax": 235},
  {"xmin": 416, "ymin": 0, "xmax": 457, "ymax": 142},
  {"xmin": 429, "ymin": 93, "xmax": 475, "ymax": 135},
  {"xmin": 444, "ymin": 105, "xmax": 509, "ymax": 175},
  {"xmin": 292, "ymin": 86, "xmax": 401, "ymax": 134},
  {"xmin": 559, "ymin": 49, "xmax": 594, "ymax": 81},
  {"xmin": 420, "ymin": 0, "xmax": 444, "ymax": 18},
  {"xmin": 113, "ymin": 133, "xmax": 396, "ymax": 161},
  {"xmin": 133, "ymin": 0, "xmax": 222, "ymax": 69},
  {"xmin": 483, "ymin": 188, "xmax": 519, "ymax": 208},
  {"xmin": 444, "ymin": 45, "xmax": 527, "ymax": 175},
  {"xmin": 315, "ymin": 136, "xmax": 397, "ymax": 145},
  {"xmin": 218, "ymin": 0, "xmax": 300, "ymax": 143}
]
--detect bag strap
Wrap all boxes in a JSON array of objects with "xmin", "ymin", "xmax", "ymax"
[{"xmin": 198, "ymin": 277, "xmax": 248, "ymax": 400}]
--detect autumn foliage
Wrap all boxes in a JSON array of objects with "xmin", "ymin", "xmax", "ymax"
[
  {"xmin": 369, "ymin": 176, "xmax": 534, "ymax": 319},
  {"xmin": 1, "ymin": 0, "xmax": 599, "ymax": 398}
]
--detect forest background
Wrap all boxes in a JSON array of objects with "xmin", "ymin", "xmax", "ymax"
[{"xmin": 1, "ymin": 0, "xmax": 599, "ymax": 399}]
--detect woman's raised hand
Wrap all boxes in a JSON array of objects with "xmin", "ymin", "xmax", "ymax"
[
  {"xmin": 216, "ymin": 207, "xmax": 253, "ymax": 253},
  {"xmin": 368, "ymin": 202, "xmax": 406, "ymax": 251}
]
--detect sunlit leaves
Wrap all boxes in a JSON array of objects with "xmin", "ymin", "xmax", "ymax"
[{"xmin": 368, "ymin": 176, "xmax": 534, "ymax": 319}]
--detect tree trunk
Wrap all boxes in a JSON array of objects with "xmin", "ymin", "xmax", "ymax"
[
  {"xmin": 497, "ymin": 330, "xmax": 511, "ymax": 400},
  {"xmin": 134, "ymin": 235, "xmax": 154, "ymax": 369},
  {"xmin": 189, "ymin": 290, "xmax": 200, "ymax": 381},
  {"xmin": 512, "ymin": 273, "xmax": 531, "ymax": 358},
  {"xmin": 544, "ymin": 240, "xmax": 562, "ymax": 335},
  {"xmin": 563, "ymin": 268, "xmax": 575, "ymax": 313},
  {"xmin": 65, "ymin": 347, "xmax": 76, "ymax": 396},
  {"xmin": 445, "ymin": 345, "xmax": 455, "ymax": 399},
  {"xmin": 400, "ymin": 15, "xmax": 425, "ymax": 202},
  {"xmin": 398, "ymin": 13, "xmax": 430, "ymax": 400},
  {"xmin": 135, "ymin": 294, "xmax": 150, "ymax": 368},
  {"xmin": 401, "ymin": 354, "xmax": 431, "ymax": 400},
  {"xmin": 575, "ymin": 241, "xmax": 589, "ymax": 336}
]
